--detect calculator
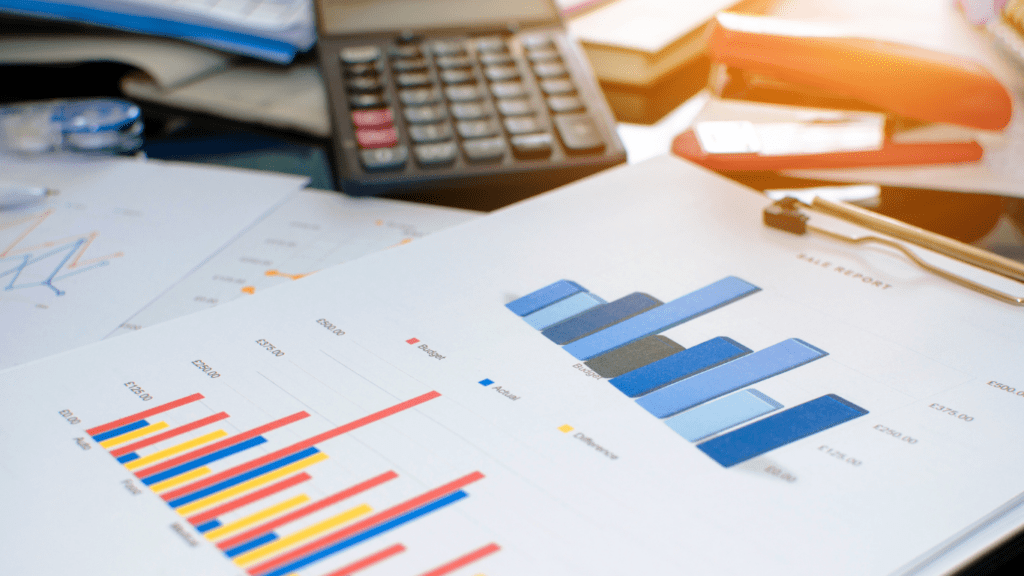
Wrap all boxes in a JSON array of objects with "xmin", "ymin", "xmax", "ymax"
[{"xmin": 313, "ymin": 0, "xmax": 627, "ymax": 200}]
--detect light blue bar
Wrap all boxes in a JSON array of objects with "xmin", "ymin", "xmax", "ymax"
[
  {"xmin": 665, "ymin": 389, "xmax": 782, "ymax": 442},
  {"xmin": 524, "ymin": 292, "xmax": 606, "ymax": 330},
  {"xmin": 506, "ymin": 280, "xmax": 586, "ymax": 316},
  {"xmin": 636, "ymin": 338, "xmax": 827, "ymax": 418},
  {"xmin": 564, "ymin": 277, "xmax": 760, "ymax": 360}
]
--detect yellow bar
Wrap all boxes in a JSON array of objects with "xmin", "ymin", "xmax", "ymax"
[
  {"xmin": 176, "ymin": 453, "xmax": 328, "ymax": 516},
  {"xmin": 100, "ymin": 421, "xmax": 169, "ymax": 448},
  {"xmin": 150, "ymin": 466, "xmax": 212, "ymax": 493},
  {"xmin": 205, "ymin": 494, "xmax": 310, "ymax": 541},
  {"xmin": 125, "ymin": 430, "xmax": 229, "ymax": 471},
  {"xmin": 233, "ymin": 503, "xmax": 373, "ymax": 566}
]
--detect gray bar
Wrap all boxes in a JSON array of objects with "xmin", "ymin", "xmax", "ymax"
[{"xmin": 584, "ymin": 335, "xmax": 685, "ymax": 378}]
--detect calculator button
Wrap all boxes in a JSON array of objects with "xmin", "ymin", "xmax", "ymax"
[
  {"xmin": 344, "ymin": 63, "xmax": 379, "ymax": 77},
  {"xmin": 351, "ymin": 108, "xmax": 393, "ymax": 129},
  {"xmin": 395, "ymin": 72, "xmax": 432, "ymax": 88},
  {"xmin": 462, "ymin": 136, "xmax": 507, "ymax": 162},
  {"xmin": 540, "ymin": 78, "xmax": 575, "ymax": 95},
  {"xmin": 474, "ymin": 37, "xmax": 508, "ymax": 53},
  {"xmin": 547, "ymin": 95, "xmax": 584, "ymax": 113},
  {"xmin": 527, "ymin": 49, "xmax": 560, "ymax": 63},
  {"xmin": 496, "ymin": 98, "xmax": 534, "ymax": 116},
  {"xmin": 489, "ymin": 81, "xmax": 525, "ymax": 99},
  {"xmin": 398, "ymin": 88, "xmax": 441, "ymax": 106},
  {"xmin": 355, "ymin": 127, "xmax": 398, "ymax": 149},
  {"xmin": 450, "ymin": 102, "xmax": 489, "ymax": 120},
  {"xmin": 503, "ymin": 115, "xmax": 542, "ymax": 135},
  {"xmin": 436, "ymin": 55, "xmax": 472, "ymax": 69},
  {"xmin": 553, "ymin": 113, "xmax": 605, "ymax": 153},
  {"xmin": 521, "ymin": 36, "xmax": 555, "ymax": 50},
  {"xmin": 431, "ymin": 40, "xmax": 466, "ymax": 56},
  {"xmin": 456, "ymin": 119, "xmax": 500, "ymax": 139},
  {"xmin": 440, "ymin": 69, "xmax": 475, "ymax": 84},
  {"xmin": 349, "ymin": 93, "xmax": 388, "ymax": 108},
  {"xmin": 346, "ymin": 76, "xmax": 384, "ymax": 93},
  {"xmin": 445, "ymin": 84, "xmax": 483, "ymax": 102},
  {"xmin": 479, "ymin": 52, "xmax": 514, "ymax": 66},
  {"xmin": 533, "ymin": 62, "xmax": 567, "ymax": 78},
  {"xmin": 409, "ymin": 122, "xmax": 453, "ymax": 143},
  {"xmin": 511, "ymin": 132, "xmax": 554, "ymax": 158},
  {"xmin": 389, "ymin": 44, "xmax": 421, "ymax": 59},
  {"xmin": 391, "ymin": 58, "xmax": 427, "ymax": 72},
  {"xmin": 340, "ymin": 45, "xmax": 382, "ymax": 65},
  {"xmin": 361, "ymin": 146, "xmax": 408, "ymax": 171},
  {"xmin": 414, "ymin": 141, "xmax": 458, "ymax": 166},
  {"xmin": 403, "ymin": 105, "xmax": 446, "ymax": 123},
  {"xmin": 484, "ymin": 65, "xmax": 520, "ymax": 82}
]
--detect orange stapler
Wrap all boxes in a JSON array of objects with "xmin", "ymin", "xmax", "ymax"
[{"xmin": 672, "ymin": 12, "xmax": 1012, "ymax": 171}]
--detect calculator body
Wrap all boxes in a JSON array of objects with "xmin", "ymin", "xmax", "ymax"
[{"xmin": 313, "ymin": 0, "xmax": 626, "ymax": 201}]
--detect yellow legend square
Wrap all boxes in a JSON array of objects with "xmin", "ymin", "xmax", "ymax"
[{"xmin": 558, "ymin": 424, "xmax": 574, "ymax": 433}]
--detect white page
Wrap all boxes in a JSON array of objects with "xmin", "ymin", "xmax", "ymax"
[
  {"xmin": 0, "ymin": 155, "xmax": 303, "ymax": 369},
  {"xmin": 111, "ymin": 189, "xmax": 478, "ymax": 336},
  {"xmin": 1, "ymin": 156, "xmax": 1022, "ymax": 576}
]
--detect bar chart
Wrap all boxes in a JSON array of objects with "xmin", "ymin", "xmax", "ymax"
[
  {"xmin": 507, "ymin": 278, "xmax": 868, "ymax": 467},
  {"xmin": 88, "ymin": 391, "xmax": 499, "ymax": 576}
]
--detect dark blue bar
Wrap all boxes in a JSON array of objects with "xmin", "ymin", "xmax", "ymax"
[
  {"xmin": 698, "ymin": 394, "xmax": 868, "ymax": 467},
  {"xmin": 92, "ymin": 419, "xmax": 149, "ymax": 442},
  {"xmin": 225, "ymin": 532, "xmax": 278, "ymax": 557},
  {"xmin": 261, "ymin": 490, "xmax": 468, "ymax": 576},
  {"xmin": 117, "ymin": 452, "xmax": 140, "ymax": 464},
  {"xmin": 505, "ymin": 280, "xmax": 586, "ymax": 316},
  {"xmin": 167, "ymin": 447, "xmax": 319, "ymax": 507},
  {"xmin": 142, "ymin": 436, "xmax": 267, "ymax": 486},
  {"xmin": 610, "ymin": 337, "xmax": 751, "ymax": 398},
  {"xmin": 196, "ymin": 520, "xmax": 222, "ymax": 533},
  {"xmin": 542, "ymin": 292, "xmax": 662, "ymax": 345}
]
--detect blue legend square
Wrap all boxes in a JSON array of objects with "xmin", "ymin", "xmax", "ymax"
[{"xmin": 479, "ymin": 379, "xmax": 494, "ymax": 386}]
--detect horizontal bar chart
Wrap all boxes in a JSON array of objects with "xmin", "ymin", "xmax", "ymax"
[
  {"xmin": 586, "ymin": 335, "xmax": 684, "ymax": 378},
  {"xmin": 636, "ymin": 338, "xmax": 828, "ymax": 418},
  {"xmin": 698, "ymin": 394, "xmax": 868, "ymax": 467},
  {"xmin": 665, "ymin": 389, "xmax": 782, "ymax": 442},
  {"xmin": 609, "ymin": 337, "xmax": 751, "ymax": 398},
  {"xmin": 524, "ymin": 292, "xmax": 606, "ymax": 330},
  {"xmin": 505, "ymin": 279, "xmax": 586, "ymax": 316},
  {"xmin": 564, "ymin": 276, "xmax": 760, "ymax": 360},
  {"xmin": 542, "ymin": 292, "xmax": 661, "ymax": 344}
]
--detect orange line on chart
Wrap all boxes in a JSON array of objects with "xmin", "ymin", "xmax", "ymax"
[
  {"xmin": 1, "ymin": 209, "xmax": 124, "ymax": 268},
  {"xmin": 265, "ymin": 269, "xmax": 313, "ymax": 280}
]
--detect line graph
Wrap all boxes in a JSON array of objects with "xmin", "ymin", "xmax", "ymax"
[{"xmin": 0, "ymin": 209, "xmax": 124, "ymax": 296}]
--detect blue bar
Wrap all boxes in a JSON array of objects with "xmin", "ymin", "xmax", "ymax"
[
  {"xmin": 564, "ymin": 277, "xmax": 760, "ymax": 360},
  {"xmin": 524, "ymin": 292, "xmax": 606, "ymax": 330},
  {"xmin": 167, "ymin": 447, "xmax": 320, "ymax": 507},
  {"xmin": 636, "ymin": 338, "xmax": 827, "ymax": 418},
  {"xmin": 141, "ymin": 436, "xmax": 267, "ymax": 486},
  {"xmin": 665, "ymin": 389, "xmax": 782, "ymax": 442},
  {"xmin": 698, "ymin": 394, "xmax": 868, "ymax": 467},
  {"xmin": 117, "ymin": 452, "xmax": 140, "ymax": 464},
  {"xmin": 92, "ymin": 419, "xmax": 149, "ymax": 442},
  {"xmin": 196, "ymin": 520, "xmax": 222, "ymax": 533},
  {"xmin": 609, "ymin": 337, "xmax": 751, "ymax": 398},
  {"xmin": 543, "ymin": 292, "xmax": 662, "ymax": 345},
  {"xmin": 506, "ymin": 280, "xmax": 586, "ymax": 316},
  {"xmin": 262, "ymin": 490, "xmax": 469, "ymax": 576},
  {"xmin": 225, "ymin": 533, "xmax": 279, "ymax": 557}
]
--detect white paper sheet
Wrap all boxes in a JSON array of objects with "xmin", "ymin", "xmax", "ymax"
[{"xmin": 1, "ymin": 156, "xmax": 1022, "ymax": 576}]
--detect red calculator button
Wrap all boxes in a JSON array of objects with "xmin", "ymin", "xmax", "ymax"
[
  {"xmin": 356, "ymin": 127, "xmax": 398, "ymax": 149},
  {"xmin": 351, "ymin": 108, "xmax": 393, "ymax": 129}
]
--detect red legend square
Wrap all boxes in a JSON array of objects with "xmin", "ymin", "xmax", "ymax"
[{"xmin": 406, "ymin": 338, "xmax": 420, "ymax": 344}]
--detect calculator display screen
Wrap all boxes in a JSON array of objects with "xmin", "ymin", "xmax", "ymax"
[{"xmin": 317, "ymin": 0, "xmax": 560, "ymax": 35}]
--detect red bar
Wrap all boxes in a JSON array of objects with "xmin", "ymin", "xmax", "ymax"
[
  {"xmin": 110, "ymin": 412, "xmax": 229, "ymax": 458},
  {"xmin": 420, "ymin": 543, "xmax": 501, "ymax": 576},
  {"xmin": 163, "ymin": 392, "xmax": 439, "ymax": 502},
  {"xmin": 187, "ymin": 472, "xmax": 312, "ymax": 526},
  {"xmin": 135, "ymin": 411, "xmax": 309, "ymax": 480},
  {"xmin": 86, "ymin": 393, "xmax": 204, "ymax": 436},
  {"xmin": 248, "ymin": 471, "xmax": 483, "ymax": 576},
  {"xmin": 323, "ymin": 543, "xmax": 406, "ymax": 576},
  {"xmin": 216, "ymin": 470, "xmax": 398, "ymax": 550}
]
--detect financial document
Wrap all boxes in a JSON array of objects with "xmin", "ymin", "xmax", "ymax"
[{"xmin": 2, "ymin": 156, "xmax": 1022, "ymax": 575}]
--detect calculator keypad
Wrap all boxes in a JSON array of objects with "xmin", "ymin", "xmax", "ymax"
[{"xmin": 338, "ymin": 33, "xmax": 606, "ymax": 173}]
